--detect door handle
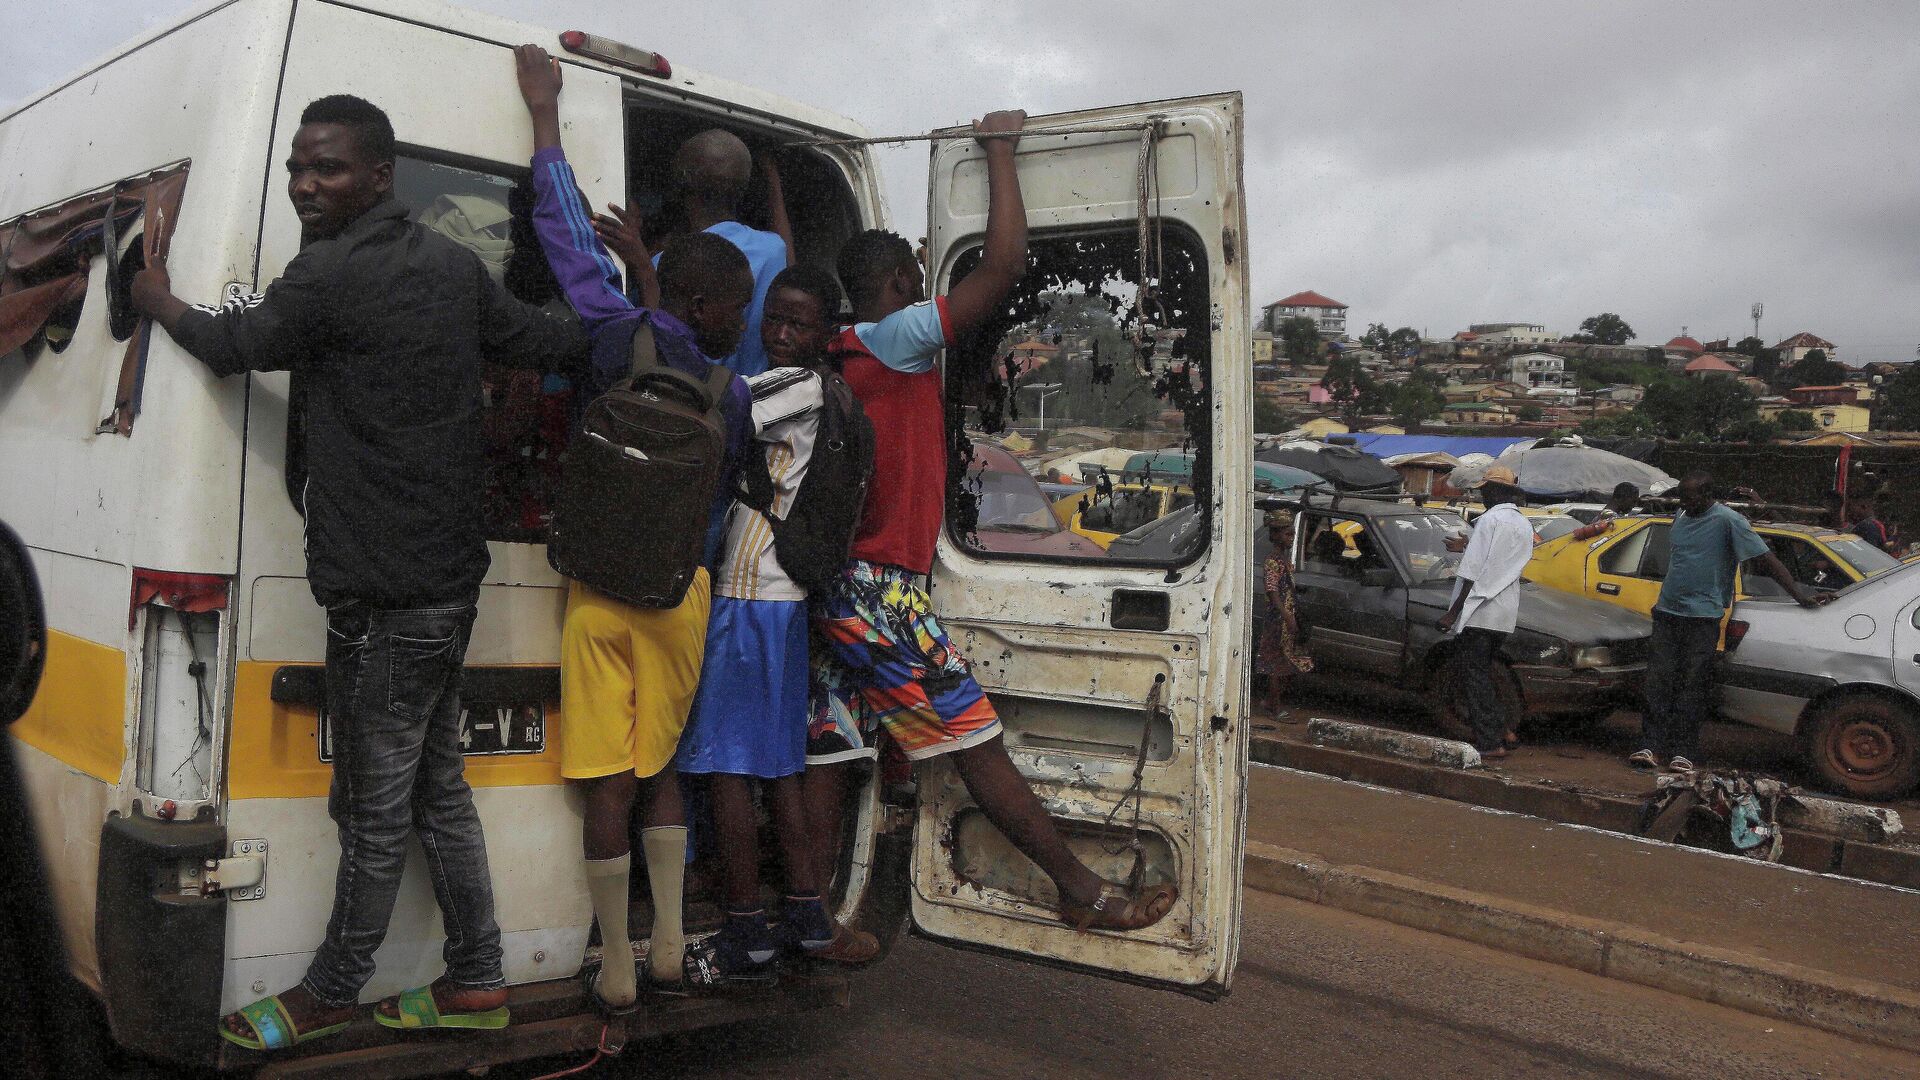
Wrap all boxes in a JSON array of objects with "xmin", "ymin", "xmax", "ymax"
[{"xmin": 1598, "ymin": 583, "xmax": 1620, "ymax": 595}]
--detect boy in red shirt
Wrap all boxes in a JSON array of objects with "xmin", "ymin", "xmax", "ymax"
[{"xmin": 805, "ymin": 110, "xmax": 1176, "ymax": 933}]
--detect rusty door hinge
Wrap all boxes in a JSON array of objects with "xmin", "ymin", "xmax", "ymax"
[{"xmin": 203, "ymin": 838, "xmax": 268, "ymax": 900}]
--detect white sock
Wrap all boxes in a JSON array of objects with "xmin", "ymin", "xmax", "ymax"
[
  {"xmin": 584, "ymin": 854, "xmax": 636, "ymax": 1007},
  {"xmin": 642, "ymin": 826, "xmax": 689, "ymax": 983}
]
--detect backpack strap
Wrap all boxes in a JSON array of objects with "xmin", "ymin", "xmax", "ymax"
[
  {"xmin": 702, "ymin": 363, "xmax": 735, "ymax": 414},
  {"xmin": 627, "ymin": 321, "xmax": 659, "ymax": 379}
]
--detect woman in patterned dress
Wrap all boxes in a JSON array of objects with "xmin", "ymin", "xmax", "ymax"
[{"xmin": 1261, "ymin": 510, "xmax": 1312, "ymax": 720}]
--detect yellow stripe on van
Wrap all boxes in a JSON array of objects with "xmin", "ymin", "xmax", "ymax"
[
  {"xmin": 14, "ymin": 630, "xmax": 126, "ymax": 783},
  {"xmin": 226, "ymin": 662, "xmax": 567, "ymax": 800}
]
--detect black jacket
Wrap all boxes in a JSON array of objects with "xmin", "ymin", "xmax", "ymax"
[{"xmin": 171, "ymin": 201, "xmax": 586, "ymax": 607}]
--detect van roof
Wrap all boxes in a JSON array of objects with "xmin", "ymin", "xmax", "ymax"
[{"xmin": 5, "ymin": 0, "xmax": 872, "ymax": 139}]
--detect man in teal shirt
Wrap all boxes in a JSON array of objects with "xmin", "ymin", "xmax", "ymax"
[{"xmin": 1633, "ymin": 471, "xmax": 1828, "ymax": 773}]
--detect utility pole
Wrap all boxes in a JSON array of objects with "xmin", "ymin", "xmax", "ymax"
[{"xmin": 1751, "ymin": 302, "xmax": 1763, "ymax": 342}]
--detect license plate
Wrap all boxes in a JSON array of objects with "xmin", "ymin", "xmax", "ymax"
[{"xmin": 318, "ymin": 702, "xmax": 547, "ymax": 762}]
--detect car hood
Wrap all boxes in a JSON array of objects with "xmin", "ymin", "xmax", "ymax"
[{"xmin": 1409, "ymin": 580, "xmax": 1652, "ymax": 642}]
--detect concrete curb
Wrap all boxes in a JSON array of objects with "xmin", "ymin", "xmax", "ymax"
[
  {"xmin": 1304, "ymin": 717, "xmax": 1482, "ymax": 769},
  {"xmin": 1244, "ymin": 839, "xmax": 1920, "ymax": 1054}
]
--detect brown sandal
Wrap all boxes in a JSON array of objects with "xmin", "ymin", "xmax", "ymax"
[{"xmin": 1060, "ymin": 882, "xmax": 1178, "ymax": 932}]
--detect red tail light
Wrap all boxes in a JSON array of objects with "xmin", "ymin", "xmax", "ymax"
[
  {"xmin": 129, "ymin": 568, "xmax": 229, "ymax": 630},
  {"xmin": 1723, "ymin": 619, "xmax": 1749, "ymax": 652},
  {"xmin": 558, "ymin": 30, "xmax": 672, "ymax": 79}
]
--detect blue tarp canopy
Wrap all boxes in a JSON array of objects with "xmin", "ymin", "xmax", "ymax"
[{"xmin": 1337, "ymin": 434, "xmax": 1536, "ymax": 459}]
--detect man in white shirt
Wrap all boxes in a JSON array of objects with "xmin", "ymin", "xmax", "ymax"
[{"xmin": 1438, "ymin": 465, "xmax": 1534, "ymax": 758}]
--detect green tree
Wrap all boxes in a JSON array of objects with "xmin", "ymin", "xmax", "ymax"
[
  {"xmin": 1726, "ymin": 418, "xmax": 1784, "ymax": 444},
  {"xmin": 1319, "ymin": 351, "xmax": 1377, "ymax": 428},
  {"xmin": 1277, "ymin": 315, "xmax": 1326, "ymax": 368},
  {"xmin": 1635, "ymin": 378, "xmax": 1756, "ymax": 439},
  {"xmin": 1733, "ymin": 336, "xmax": 1766, "ymax": 356},
  {"xmin": 1517, "ymin": 403, "xmax": 1545, "ymax": 422},
  {"xmin": 1880, "ymin": 363, "xmax": 1920, "ymax": 431},
  {"xmin": 1254, "ymin": 397, "xmax": 1296, "ymax": 435},
  {"xmin": 1571, "ymin": 313, "xmax": 1636, "ymax": 345},
  {"xmin": 1389, "ymin": 380, "xmax": 1443, "ymax": 429},
  {"xmin": 1776, "ymin": 409, "xmax": 1818, "ymax": 432},
  {"xmin": 1777, "ymin": 349, "xmax": 1847, "ymax": 390}
]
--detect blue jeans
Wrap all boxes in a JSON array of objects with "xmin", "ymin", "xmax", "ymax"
[
  {"xmin": 1641, "ymin": 609, "xmax": 1721, "ymax": 762},
  {"xmin": 301, "ymin": 600, "xmax": 505, "ymax": 1007}
]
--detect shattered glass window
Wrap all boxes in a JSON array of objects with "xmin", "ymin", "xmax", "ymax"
[{"xmin": 943, "ymin": 227, "xmax": 1211, "ymax": 565}]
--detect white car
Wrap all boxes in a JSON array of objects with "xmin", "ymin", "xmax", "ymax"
[{"xmin": 1720, "ymin": 560, "xmax": 1920, "ymax": 798}]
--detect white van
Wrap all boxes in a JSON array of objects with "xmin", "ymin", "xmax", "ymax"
[{"xmin": 0, "ymin": 0, "xmax": 1253, "ymax": 1073}]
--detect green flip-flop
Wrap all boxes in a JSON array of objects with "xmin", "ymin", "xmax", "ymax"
[
  {"xmin": 219, "ymin": 994, "xmax": 351, "ymax": 1051},
  {"xmin": 374, "ymin": 984, "xmax": 510, "ymax": 1031}
]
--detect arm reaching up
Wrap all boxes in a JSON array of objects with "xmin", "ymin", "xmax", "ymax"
[{"xmin": 942, "ymin": 110, "xmax": 1027, "ymax": 337}]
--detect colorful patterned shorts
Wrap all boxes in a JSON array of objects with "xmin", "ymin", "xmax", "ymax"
[{"xmin": 807, "ymin": 560, "xmax": 1002, "ymax": 764}]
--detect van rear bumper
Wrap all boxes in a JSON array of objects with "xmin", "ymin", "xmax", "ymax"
[{"xmin": 97, "ymin": 814, "xmax": 227, "ymax": 1068}]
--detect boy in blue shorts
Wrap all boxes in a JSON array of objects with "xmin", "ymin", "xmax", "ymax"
[{"xmin": 675, "ymin": 264, "xmax": 880, "ymax": 979}]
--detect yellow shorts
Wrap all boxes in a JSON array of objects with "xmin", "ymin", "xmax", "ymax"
[{"xmin": 559, "ymin": 570, "xmax": 710, "ymax": 780}]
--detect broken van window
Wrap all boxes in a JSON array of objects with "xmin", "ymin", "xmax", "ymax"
[
  {"xmin": 0, "ymin": 162, "xmax": 188, "ymax": 434},
  {"xmin": 944, "ymin": 226, "xmax": 1212, "ymax": 565}
]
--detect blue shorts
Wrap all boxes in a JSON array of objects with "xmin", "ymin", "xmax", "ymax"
[{"xmin": 676, "ymin": 596, "xmax": 809, "ymax": 779}]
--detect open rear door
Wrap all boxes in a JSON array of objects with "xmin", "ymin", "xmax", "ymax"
[{"xmin": 918, "ymin": 94, "xmax": 1249, "ymax": 995}]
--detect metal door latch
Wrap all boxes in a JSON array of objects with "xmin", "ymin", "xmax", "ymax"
[{"xmin": 203, "ymin": 839, "xmax": 268, "ymax": 900}]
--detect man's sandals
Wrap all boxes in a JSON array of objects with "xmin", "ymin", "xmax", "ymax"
[
  {"xmin": 220, "ymin": 995, "xmax": 353, "ymax": 1051},
  {"xmin": 1059, "ymin": 881, "xmax": 1179, "ymax": 932},
  {"xmin": 374, "ymin": 982, "xmax": 510, "ymax": 1032}
]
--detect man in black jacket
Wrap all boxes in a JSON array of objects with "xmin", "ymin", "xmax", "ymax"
[{"xmin": 133, "ymin": 95, "xmax": 584, "ymax": 1049}]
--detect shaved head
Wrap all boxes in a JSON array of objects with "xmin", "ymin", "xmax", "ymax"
[{"xmin": 673, "ymin": 128, "xmax": 752, "ymax": 209}]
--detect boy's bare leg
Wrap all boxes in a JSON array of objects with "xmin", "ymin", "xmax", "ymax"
[
  {"xmin": 709, "ymin": 773, "xmax": 764, "ymax": 911},
  {"xmin": 767, "ymin": 773, "xmax": 818, "ymax": 897},
  {"xmin": 803, "ymin": 761, "xmax": 853, "ymax": 886},
  {"xmin": 950, "ymin": 736, "xmax": 1104, "ymax": 909}
]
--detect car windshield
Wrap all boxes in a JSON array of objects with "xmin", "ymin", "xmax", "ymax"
[
  {"xmin": 1823, "ymin": 536, "xmax": 1901, "ymax": 578},
  {"xmin": 1375, "ymin": 511, "xmax": 1470, "ymax": 584},
  {"xmin": 969, "ymin": 472, "xmax": 1063, "ymax": 533}
]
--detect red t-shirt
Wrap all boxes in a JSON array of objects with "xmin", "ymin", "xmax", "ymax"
[{"xmin": 829, "ymin": 298, "xmax": 955, "ymax": 575}]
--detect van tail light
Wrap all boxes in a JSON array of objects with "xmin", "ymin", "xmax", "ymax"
[
  {"xmin": 1723, "ymin": 619, "xmax": 1749, "ymax": 653},
  {"xmin": 130, "ymin": 569, "xmax": 230, "ymax": 811},
  {"xmin": 559, "ymin": 30, "xmax": 672, "ymax": 79}
]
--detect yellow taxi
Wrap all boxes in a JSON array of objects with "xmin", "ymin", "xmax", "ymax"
[
  {"xmin": 1525, "ymin": 515, "xmax": 1901, "ymax": 619},
  {"xmin": 1055, "ymin": 482, "xmax": 1195, "ymax": 549}
]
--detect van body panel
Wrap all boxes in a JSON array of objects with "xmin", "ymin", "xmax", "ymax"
[
  {"xmin": 221, "ymin": 785, "xmax": 591, "ymax": 1013},
  {"xmin": 919, "ymin": 94, "xmax": 1249, "ymax": 992}
]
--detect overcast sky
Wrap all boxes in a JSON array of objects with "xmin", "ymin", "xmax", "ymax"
[{"xmin": 8, "ymin": 0, "xmax": 1917, "ymax": 362}]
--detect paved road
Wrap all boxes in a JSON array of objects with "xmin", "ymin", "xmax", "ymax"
[{"xmin": 501, "ymin": 890, "xmax": 1918, "ymax": 1080}]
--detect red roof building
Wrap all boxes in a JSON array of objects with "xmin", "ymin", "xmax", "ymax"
[
  {"xmin": 1684, "ymin": 354, "xmax": 1737, "ymax": 378},
  {"xmin": 1262, "ymin": 290, "xmax": 1349, "ymax": 339},
  {"xmin": 1664, "ymin": 334, "xmax": 1704, "ymax": 356}
]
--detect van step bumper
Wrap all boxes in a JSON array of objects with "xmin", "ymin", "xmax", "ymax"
[{"xmin": 97, "ymin": 814, "xmax": 227, "ymax": 1068}]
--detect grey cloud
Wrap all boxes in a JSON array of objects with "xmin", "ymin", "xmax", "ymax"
[{"xmin": 6, "ymin": 0, "xmax": 1914, "ymax": 359}]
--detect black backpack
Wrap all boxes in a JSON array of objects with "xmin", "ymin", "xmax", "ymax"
[
  {"xmin": 548, "ymin": 323, "xmax": 735, "ymax": 607},
  {"xmin": 736, "ymin": 367, "xmax": 875, "ymax": 591}
]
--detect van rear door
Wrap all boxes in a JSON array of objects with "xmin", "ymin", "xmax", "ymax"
[{"xmin": 918, "ymin": 94, "xmax": 1248, "ymax": 995}]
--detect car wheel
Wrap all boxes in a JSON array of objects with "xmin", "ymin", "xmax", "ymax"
[
  {"xmin": 1800, "ymin": 696, "xmax": 1920, "ymax": 800},
  {"xmin": 1436, "ymin": 658, "xmax": 1523, "ymax": 744}
]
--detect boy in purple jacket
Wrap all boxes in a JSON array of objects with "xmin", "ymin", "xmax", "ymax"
[{"xmin": 517, "ymin": 44, "xmax": 751, "ymax": 1008}]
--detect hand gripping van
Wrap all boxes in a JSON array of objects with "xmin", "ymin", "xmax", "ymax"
[{"xmin": 0, "ymin": 0, "xmax": 1254, "ymax": 1073}]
